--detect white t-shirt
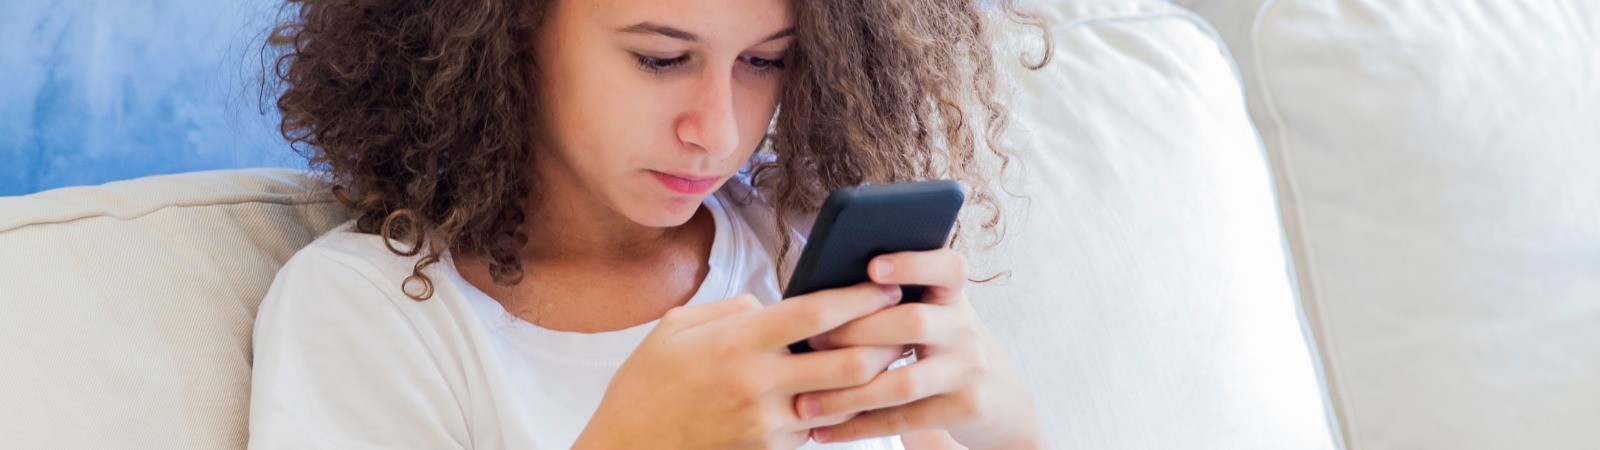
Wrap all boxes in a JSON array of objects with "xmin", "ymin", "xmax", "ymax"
[{"xmin": 247, "ymin": 181, "xmax": 906, "ymax": 450}]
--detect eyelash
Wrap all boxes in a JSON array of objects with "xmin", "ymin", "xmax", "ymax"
[
  {"xmin": 631, "ymin": 54, "xmax": 787, "ymax": 75},
  {"xmin": 634, "ymin": 54, "xmax": 689, "ymax": 73},
  {"xmin": 741, "ymin": 55, "xmax": 787, "ymax": 74}
]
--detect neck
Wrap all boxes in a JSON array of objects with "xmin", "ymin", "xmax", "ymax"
[
  {"xmin": 516, "ymin": 156, "xmax": 698, "ymax": 265},
  {"xmin": 522, "ymin": 192, "xmax": 690, "ymax": 263}
]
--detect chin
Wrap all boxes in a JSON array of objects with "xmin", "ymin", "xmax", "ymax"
[{"xmin": 626, "ymin": 196, "xmax": 705, "ymax": 228}]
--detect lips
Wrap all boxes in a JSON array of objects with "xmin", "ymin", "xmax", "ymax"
[{"xmin": 649, "ymin": 170, "xmax": 721, "ymax": 195}]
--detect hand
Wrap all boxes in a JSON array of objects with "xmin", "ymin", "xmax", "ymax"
[
  {"xmin": 572, "ymin": 283, "xmax": 909, "ymax": 450},
  {"xmin": 797, "ymin": 249, "xmax": 1044, "ymax": 450}
]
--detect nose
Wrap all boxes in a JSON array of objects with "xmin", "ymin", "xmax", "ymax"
[{"xmin": 675, "ymin": 68, "xmax": 741, "ymax": 160}]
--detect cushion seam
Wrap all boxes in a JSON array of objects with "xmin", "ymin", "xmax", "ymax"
[
  {"xmin": 0, "ymin": 197, "xmax": 339, "ymax": 235},
  {"xmin": 1245, "ymin": 1, "xmax": 1353, "ymax": 448}
]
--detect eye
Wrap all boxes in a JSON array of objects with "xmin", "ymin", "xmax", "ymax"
[
  {"xmin": 634, "ymin": 53, "xmax": 689, "ymax": 73},
  {"xmin": 741, "ymin": 55, "xmax": 786, "ymax": 73}
]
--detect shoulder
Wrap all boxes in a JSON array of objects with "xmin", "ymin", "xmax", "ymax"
[
  {"xmin": 257, "ymin": 220, "xmax": 467, "ymax": 345},
  {"xmin": 251, "ymin": 221, "xmax": 473, "ymax": 448},
  {"xmin": 269, "ymin": 220, "xmax": 436, "ymax": 301}
]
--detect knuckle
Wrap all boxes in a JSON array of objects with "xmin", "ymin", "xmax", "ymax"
[
  {"xmin": 892, "ymin": 373, "xmax": 925, "ymax": 399},
  {"xmin": 658, "ymin": 308, "xmax": 683, "ymax": 326},
  {"xmin": 842, "ymin": 350, "xmax": 885, "ymax": 384},
  {"xmin": 950, "ymin": 317, "xmax": 978, "ymax": 342},
  {"xmin": 901, "ymin": 305, "xmax": 937, "ymax": 342},
  {"xmin": 732, "ymin": 293, "xmax": 763, "ymax": 310},
  {"xmin": 968, "ymin": 357, "xmax": 991, "ymax": 381},
  {"xmin": 752, "ymin": 409, "xmax": 786, "ymax": 434},
  {"xmin": 883, "ymin": 408, "xmax": 915, "ymax": 431},
  {"xmin": 952, "ymin": 388, "xmax": 985, "ymax": 420},
  {"xmin": 968, "ymin": 347, "xmax": 992, "ymax": 376},
  {"xmin": 794, "ymin": 306, "xmax": 831, "ymax": 332},
  {"xmin": 660, "ymin": 306, "xmax": 691, "ymax": 325},
  {"xmin": 950, "ymin": 251, "xmax": 969, "ymax": 277},
  {"xmin": 729, "ymin": 373, "xmax": 772, "ymax": 400},
  {"xmin": 709, "ymin": 339, "xmax": 742, "ymax": 360}
]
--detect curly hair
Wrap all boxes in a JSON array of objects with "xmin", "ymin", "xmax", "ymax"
[{"xmin": 266, "ymin": 0, "xmax": 1051, "ymax": 301}]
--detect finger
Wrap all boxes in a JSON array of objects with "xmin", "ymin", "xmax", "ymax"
[
  {"xmin": 810, "ymin": 394, "xmax": 957, "ymax": 444},
  {"xmin": 657, "ymin": 293, "xmax": 763, "ymax": 332},
  {"xmin": 797, "ymin": 355, "xmax": 969, "ymax": 422},
  {"xmin": 810, "ymin": 303, "xmax": 969, "ymax": 351},
  {"xmin": 780, "ymin": 345, "xmax": 905, "ymax": 399},
  {"xmin": 741, "ymin": 282, "xmax": 901, "ymax": 350},
  {"xmin": 868, "ymin": 249, "xmax": 968, "ymax": 304}
]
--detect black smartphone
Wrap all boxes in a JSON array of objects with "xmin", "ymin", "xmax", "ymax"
[{"xmin": 783, "ymin": 180, "xmax": 965, "ymax": 354}]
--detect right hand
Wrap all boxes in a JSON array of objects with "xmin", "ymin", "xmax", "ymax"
[{"xmin": 570, "ymin": 282, "xmax": 908, "ymax": 450}]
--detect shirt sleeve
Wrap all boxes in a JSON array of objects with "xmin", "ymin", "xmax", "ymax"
[{"xmin": 248, "ymin": 247, "xmax": 469, "ymax": 450}]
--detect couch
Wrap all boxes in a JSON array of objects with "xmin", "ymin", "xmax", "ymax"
[
  {"xmin": 2, "ymin": 0, "xmax": 1594, "ymax": 448},
  {"xmin": 1177, "ymin": 1, "xmax": 1600, "ymax": 448}
]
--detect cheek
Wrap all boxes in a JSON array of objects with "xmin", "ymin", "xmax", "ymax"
[
  {"xmin": 553, "ymin": 62, "xmax": 660, "ymax": 170},
  {"xmin": 735, "ymin": 76, "xmax": 783, "ymax": 146}
]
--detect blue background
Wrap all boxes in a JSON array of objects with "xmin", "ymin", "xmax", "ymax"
[
  {"xmin": 2, "ymin": 0, "xmax": 1045, "ymax": 196},
  {"xmin": 2, "ymin": 0, "xmax": 298, "ymax": 196}
]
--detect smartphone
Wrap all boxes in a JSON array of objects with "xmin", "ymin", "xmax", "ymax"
[{"xmin": 783, "ymin": 180, "xmax": 965, "ymax": 354}]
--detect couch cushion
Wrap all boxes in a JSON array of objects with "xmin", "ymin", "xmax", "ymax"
[
  {"xmin": 0, "ymin": 168, "xmax": 348, "ymax": 449},
  {"xmin": 971, "ymin": 2, "xmax": 1334, "ymax": 448},
  {"xmin": 1184, "ymin": 0, "xmax": 1600, "ymax": 448}
]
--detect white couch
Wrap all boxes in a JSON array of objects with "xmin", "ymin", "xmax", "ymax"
[
  {"xmin": 2, "ymin": 0, "xmax": 1594, "ymax": 448},
  {"xmin": 1179, "ymin": 1, "xmax": 1600, "ymax": 449}
]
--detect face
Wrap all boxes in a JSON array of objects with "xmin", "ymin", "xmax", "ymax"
[{"xmin": 533, "ymin": 0, "xmax": 793, "ymax": 228}]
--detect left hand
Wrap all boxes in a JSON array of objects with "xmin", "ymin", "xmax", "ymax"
[{"xmin": 795, "ymin": 249, "xmax": 1044, "ymax": 449}]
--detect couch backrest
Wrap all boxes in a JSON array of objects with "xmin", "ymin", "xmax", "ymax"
[
  {"xmin": 972, "ymin": 1, "xmax": 1334, "ymax": 447},
  {"xmin": 0, "ymin": 169, "xmax": 349, "ymax": 448},
  {"xmin": 1183, "ymin": 0, "xmax": 1600, "ymax": 448}
]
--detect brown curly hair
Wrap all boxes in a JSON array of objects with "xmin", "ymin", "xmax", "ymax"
[{"xmin": 266, "ymin": 0, "xmax": 1051, "ymax": 301}]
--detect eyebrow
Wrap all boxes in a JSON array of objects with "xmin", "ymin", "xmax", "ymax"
[{"xmin": 618, "ymin": 22, "xmax": 795, "ymax": 44}]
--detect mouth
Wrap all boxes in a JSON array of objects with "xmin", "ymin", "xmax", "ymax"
[{"xmin": 648, "ymin": 170, "xmax": 722, "ymax": 195}]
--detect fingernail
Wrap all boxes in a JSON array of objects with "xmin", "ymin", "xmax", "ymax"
[
  {"xmin": 875, "ymin": 260, "xmax": 894, "ymax": 279},
  {"xmin": 810, "ymin": 333, "xmax": 832, "ymax": 351},
  {"xmin": 799, "ymin": 395, "xmax": 822, "ymax": 419},
  {"xmin": 812, "ymin": 427, "xmax": 832, "ymax": 443},
  {"xmin": 881, "ymin": 284, "xmax": 901, "ymax": 302}
]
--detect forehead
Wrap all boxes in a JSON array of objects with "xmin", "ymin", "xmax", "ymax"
[{"xmin": 582, "ymin": 0, "xmax": 793, "ymax": 41}]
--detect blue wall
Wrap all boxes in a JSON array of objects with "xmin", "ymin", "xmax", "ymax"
[
  {"xmin": 1, "ymin": 0, "xmax": 300, "ymax": 196},
  {"xmin": 2, "ymin": 0, "xmax": 1047, "ymax": 196}
]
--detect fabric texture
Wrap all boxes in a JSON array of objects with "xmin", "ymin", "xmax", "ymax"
[
  {"xmin": 0, "ymin": 168, "xmax": 349, "ymax": 449},
  {"xmin": 972, "ymin": 2, "xmax": 1334, "ymax": 448},
  {"xmin": 1184, "ymin": 0, "xmax": 1600, "ymax": 448}
]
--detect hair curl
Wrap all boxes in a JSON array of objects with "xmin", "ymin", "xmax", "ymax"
[{"xmin": 266, "ymin": 0, "xmax": 1050, "ymax": 301}]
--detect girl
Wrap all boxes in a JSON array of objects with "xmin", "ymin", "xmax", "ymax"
[{"xmin": 251, "ymin": 0, "xmax": 1051, "ymax": 448}]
